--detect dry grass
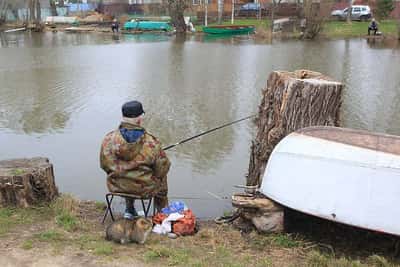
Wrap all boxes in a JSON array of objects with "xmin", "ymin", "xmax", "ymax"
[{"xmin": 0, "ymin": 196, "xmax": 400, "ymax": 266}]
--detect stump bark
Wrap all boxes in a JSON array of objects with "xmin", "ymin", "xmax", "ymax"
[
  {"xmin": 0, "ymin": 157, "xmax": 58, "ymax": 207},
  {"xmin": 247, "ymin": 70, "xmax": 343, "ymax": 186}
]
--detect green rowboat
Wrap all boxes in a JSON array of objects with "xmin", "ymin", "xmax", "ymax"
[{"xmin": 202, "ymin": 25, "xmax": 255, "ymax": 34}]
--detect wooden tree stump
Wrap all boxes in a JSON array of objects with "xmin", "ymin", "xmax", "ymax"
[
  {"xmin": 247, "ymin": 70, "xmax": 343, "ymax": 186},
  {"xmin": 0, "ymin": 157, "xmax": 58, "ymax": 207}
]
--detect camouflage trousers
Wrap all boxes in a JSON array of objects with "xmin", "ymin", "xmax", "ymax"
[{"xmin": 125, "ymin": 175, "xmax": 168, "ymax": 212}]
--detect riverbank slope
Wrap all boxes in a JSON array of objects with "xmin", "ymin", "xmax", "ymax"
[{"xmin": 0, "ymin": 195, "xmax": 399, "ymax": 267}]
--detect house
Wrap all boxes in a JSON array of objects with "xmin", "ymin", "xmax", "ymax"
[
  {"xmin": 4, "ymin": 0, "xmax": 69, "ymax": 22},
  {"xmin": 98, "ymin": 0, "xmax": 165, "ymax": 17}
]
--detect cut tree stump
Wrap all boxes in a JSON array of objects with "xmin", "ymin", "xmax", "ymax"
[
  {"xmin": 0, "ymin": 157, "xmax": 58, "ymax": 207},
  {"xmin": 247, "ymin": 70, "xmax": 343, "ymax": 186}
]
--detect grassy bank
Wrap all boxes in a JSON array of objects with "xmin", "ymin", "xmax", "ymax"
[
  {"xmin": 1, "ymin": 195, "xmax": 400, "ymax": 266},
  {"xmin": 323, "ymin": 20, "xmax": 399, "ymax": 38},
  {"xmin": 196, "ymin": 18, "xmax": 399, "ymax": 39}
]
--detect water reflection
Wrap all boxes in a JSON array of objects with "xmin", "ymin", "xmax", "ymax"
[
  {"xmin": 366, "ymin": 37, "xmax": 400, "ymax": 50},
  {"xmin": 1, "ymin": 33, "xmax": 400, "ymax": 218}
]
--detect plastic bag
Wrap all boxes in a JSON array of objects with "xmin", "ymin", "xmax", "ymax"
[{"xmin": 161, "ymin": 201, "xmax": 187, "ymax": 215}]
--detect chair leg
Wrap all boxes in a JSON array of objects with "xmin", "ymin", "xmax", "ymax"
[
  {"xmin": 140, "ymin": 198, "xmax": 153, "ymax": 218},
  {"xmin": 153, "ymin": 198, "xmax": 156, "ymax": 216},
  {"xmin": 102, "ymin": 194, "xmax": 114, "ymax": 224},
  {"xmin": 145, "ymin": 198, "xmax": 152, "ymax": 217},
  {"xmin": 108, "ymin": 195, "xmax": 115, "ymax": 221}
]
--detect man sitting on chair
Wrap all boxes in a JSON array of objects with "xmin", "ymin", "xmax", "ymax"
[{"xmin": 100, "ymin": 100, "xmax": 171, "ymax": 220}]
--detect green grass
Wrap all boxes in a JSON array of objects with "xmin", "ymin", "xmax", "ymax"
[
  {"xmin": 322, "ymin": 20, "xmax": 398, "ymax": 38},
  {"xmin": 0, "ymin": 206, "xmax": 53, "ymax": 235},
  {"xmin": 36, "ymin": 230, "xmax": 65, "ymax": 242},
  {"xmin": 93, "ymin": 242, "xmax": 114, "ymax": 256},
  {"xmin": 306, "ymin": 251, "xmax": 398, "ymax": 267},
  {"xmin": 365, "ymin": 255, "xmax": 394, "ymax": 267},
  {"xmin": 250, "ymin": 233, "xmax": 301, "ymax": 250},
  {"xmin": 21, "ymin": 239, "xmax": 34, "ymax": 250},
  {"xmin": 144, "ymin": 246, "xmax": 190, "ymax": 266},
  {"xmin": 55, "ymin": 212, "xmax": 79, "ymax": 231},
  {"xmin": 94, "ymin": 201, "xmax": 106, "ymax": 212},
  {"xmin": 10, "ymin": 168, "xmax": 25, "ymax": 175},
  {"xmin": 195, "ymin": 18, "xmax": 399, "ymax": 39}
]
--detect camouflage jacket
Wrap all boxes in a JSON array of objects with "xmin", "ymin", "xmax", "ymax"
[{"xmin": 100, "ymin": 122, "xmax": 171, "ymax": 197}]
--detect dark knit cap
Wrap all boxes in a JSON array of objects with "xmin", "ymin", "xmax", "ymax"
[{"xmin": 122, "ymin": 101, "xmax": 145, "ymax": 118}]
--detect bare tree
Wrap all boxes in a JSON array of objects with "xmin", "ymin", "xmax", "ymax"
[
  {"xmin": 270, "ymin": 0, "xmax": 282, "ymax": 33},
  {"xmin": 50, "ymin": 0, "xmax": 57, "ymax": 16},
  {"xmin": 347, "ymin": 0, "xmax": 352, "ymax": 23},
  {"xmin": 302, "ymin": 0, "xmax": 334, "ymax": 39},
  {"xmin": 166, "ymin": 0, "xmax": 188, "ymax": 33},
  {"xmin": 217, "ymin": 0, "xmax": 224, "ymax": 24},
  {"xmin": 0, "ymin": 0, "xmax": 9, "ymax": 24},
  {"xmin": 27, "ymin": 0, "xmax": 42, "ymax": 29},
  {"xmin": 204, "ymin": 0, "xmax": 208, "ymax": 26},
  {"xmin": 397, "ymin": 19, "xmax": 400, "ymax": 40},
  {"xmin": 231, "ymin": 0, "xmax": 234, "ymax": 24}
]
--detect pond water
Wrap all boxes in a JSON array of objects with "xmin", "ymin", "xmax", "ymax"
[{"xmin": 0, "ymin": 32, "xmax": 399, "ymax": 218}]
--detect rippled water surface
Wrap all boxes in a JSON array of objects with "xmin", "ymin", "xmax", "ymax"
[{"xmin": 1, "ymin": 32, "xmax": 399, "ymax": 218}]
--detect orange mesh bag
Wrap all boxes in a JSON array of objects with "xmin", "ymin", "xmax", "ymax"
[
  {"xmin": 152, "ymin": 212, "xmax": 167, "ymax": 225},
  {"xmin": 172, "ymin": 209, "xmax": 196, "ymax": 236}
]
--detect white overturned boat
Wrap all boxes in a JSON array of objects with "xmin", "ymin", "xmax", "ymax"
[{"xmin": 260, "ymin": 126, "xmax": 400, "ymax": 236}]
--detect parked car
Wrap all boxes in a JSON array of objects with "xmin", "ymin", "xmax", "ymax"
[
  {"xmin": 237, "ymin": 3, "xmax": 268, "ymax": 17},
  {"xmin": 331, "ymin": 5, "xmax": 372, "ymax": 21}
]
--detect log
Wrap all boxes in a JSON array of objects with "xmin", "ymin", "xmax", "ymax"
[
  {"xmin": 0, "ymin": 157, "xmax": 58, "ymax": 207},
  {"xmin": 232, "ymin": 193, "xmax": 284, "ymax": 233},
  {"xmin": 232, "ymin": 194, "xmax": 282, "ymax": 212},
  {"xmin": 247, "ymin": 70, "xmax": 343, "ymax": 186}
]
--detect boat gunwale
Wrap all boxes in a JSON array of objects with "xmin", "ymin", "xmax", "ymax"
[
  {"xmin": 202, "ymin": 25, "xmax": 255, "ymax": 29},
  {"xmin": 296, "ymin": 126, "xmax": 400, "ymax": 157}
]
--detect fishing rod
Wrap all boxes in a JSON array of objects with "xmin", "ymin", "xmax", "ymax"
[{"xmin": 163, "ymin": 114, "xmax": 256, "ymax": 151}]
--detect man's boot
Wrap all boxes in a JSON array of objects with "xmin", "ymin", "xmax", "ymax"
[
  {"xmin": 124, "ymin": 197, "xmax": 138, "ymax": 220},
  {"xmin": 154, "ymin": 195, "xmax": 168, "ymax": 213}
]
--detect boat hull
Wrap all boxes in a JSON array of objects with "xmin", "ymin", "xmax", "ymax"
[
  {"xmin": 124, "ymin": 21, "xmax": 172, "ymax": 31},
  {"xmin": 260, "ymin": 126, "xmax": 400, "ymax": 236},
  {"xmin": 202, "ymin": 25, "xmax": 255, "ymax": 34}
]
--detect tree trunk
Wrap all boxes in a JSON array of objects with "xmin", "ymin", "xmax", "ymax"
[
  {"xmin": 35, "ymin": 0, "xmax": 41, "ymax": 26},
  {"xmin": 204, "ymin": 0, "xmax": 208, "ymax": 26},
  {"xmin": 217, "ymin": 0, "xmax": 223, "ymax": 24},
  {"xmin": 270, "ymin": 4, "xmax": 275, "ymax": 33},
  {"xmin": 247, "ymin": 70, "xmax": 343, "ymax": 186},
  {"xmin": 50, "ymin": 0, "xmax": 57, "ymax": 16},
  {"xmin": 0, "ymin": 157, "xmax": 59, "ymax": 207},
  {"xmin": 167, "ymin": 0, "xmax": 187, "ymax": 33},
  {"xmin": 0, "ymin": 0, "xmax": 7, "ymax": 23},
  {"xmin": 29, "ymin": 0, "xmax": 35, "ymax": 22},
  {"xmin": 397, "ymin": 19, "xmax": 400, "ymax": 40},
  {"xmin": 231, "ymin": 0, "xmax": 234, "ymax": 24},
  {"xmin": 347, "ymin": 0, "xmax": 352, "ymax": 23}
]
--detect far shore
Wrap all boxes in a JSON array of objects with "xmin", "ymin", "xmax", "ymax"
[{"xmin": 1, "ymin": 19, "xmax": 399, "ymax": 42}]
